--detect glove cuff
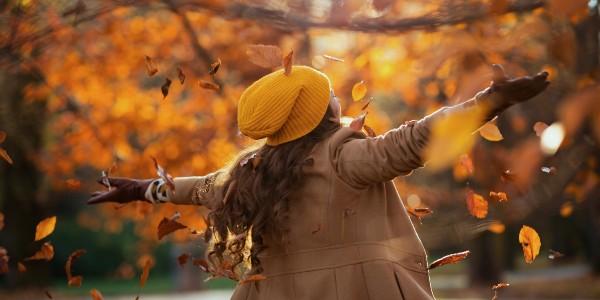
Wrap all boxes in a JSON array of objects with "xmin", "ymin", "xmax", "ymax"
[{"xmin": 144, "ymin": 178, "xmax": 169, "ymax": 204}]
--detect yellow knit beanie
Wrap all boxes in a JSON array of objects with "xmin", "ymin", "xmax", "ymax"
[{"xmin": 237, "ymin": 65, "xmax": 331, "ymax": 146}]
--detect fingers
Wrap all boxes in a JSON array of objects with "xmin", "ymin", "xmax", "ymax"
[
  {"xmin": 96, "ymin": 177, "xmax": 130, "ymax": 188},
  {"xmin": 88, "ymin": 189, "xmax": 119, "ymax": 205}
]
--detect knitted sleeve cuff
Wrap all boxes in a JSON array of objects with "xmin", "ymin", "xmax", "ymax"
[{"xmin": 144, "ymin": 178, "xmax": 169, "ymax": 204}]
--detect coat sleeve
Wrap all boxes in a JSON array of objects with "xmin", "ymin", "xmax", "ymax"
[
  {"xmin": 331, "ymin": 97, "xmax": 487, "ymax": 189},
  {"xmin": 160, "ymin": 171, "xmax": 225, "ymax": 209}
]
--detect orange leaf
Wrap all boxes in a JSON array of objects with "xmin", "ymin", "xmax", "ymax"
[
  {"xmin": 157, "ymin": 217, "xmax": 187, "ymax": 240},
  {"xmin": 453, "ymin": 153, "xmax": 474, "ymax": 180},
  {"xmin": 198, "ymin": 80, "xmax": 220, "ymax": 91},
  {"xmin": 479, "ymin": 122, "xmax": 504, "ymax": 141},
  {"xmin": 489, "ymin": 191, "xmax": 508, "ymax": 202},
  {"xmin": 349, "ymin": 112, "xmax": 367, "ymax": 132},
  {"xmin": 352, "ymin": 80, "xmax": 367, "ymax": 101},
  {"xmin": 466, "ymin": 190, "xmax": 488, "ymax": 219},
  {"xmin": 151, "ymin": 157, "xmax": 175, "ymax": 192},
  {"xmin": 66, "ymin": 249, "xmax": 86, "ymax": 287},
  {"xmin": 519, "ymin": 225, "xmax": 541, "ymax": 264},
  {"xmin": 177, "ymin": 253, "xmax": 190, "ymax": 267},
  {"xmin": 407, "ymin": 207, "xmax": 433, "ymax": 222},
  {"xmin": 487, "ymin": 221, "xmax": 505, "ymax": 234},
  {"xmin": 209, "ymin": 58, "xmax": 221, "ymax": 75},
  {"xmin": 161, "ymin": 78, "xmax": 172, "ymax": 99},
  {"xmin": 145, "ymin": 56, "xmax": 158, "ymax": 76},
  {"xmin": 283, "ymin": 50, "xmax": 294, "ymax": 76},
  {"xmin": 533, "ymin": 121, "xmax": 549, "ymax": 137},
  {"xmin": 0, "ymin": 148, "xmax": 12, "ymax": 164},
  {"xmin": 239, "ymin": 274, "xmax": 267, "ymax": 284},
  {"xmin": 90, "ymin": 288, "xmax": 103, "ymax": 300},
  {"xmin": 18, "ymin": 262, "xmax": 26, "ymax": 273},
  {"xmin": 559, "ymin": 201, "xmax": 573, "ymax": 217},
  {"xmin": 35, "ymin": 216, "xmax": 57, "ymax": 241},
  {"xmin": 139, "ymin": 257, "xmax": 152, "ymax": 288},
  {"xmin": 246, "ymin": 44, "xmax": 282, "ymax": 69},
  {"xmin": 0, "ymin": 212, "xmax": 4, "ymax": 231},
  {"xmin": 177, "ymin": 67, "xmax": 185, "ymax": 84},
  {"xmin": 25, "ymin": 242, "xmax": 54, "ymax": 261},
  {"xmin": 0, "ymin": 247, "xmax": 8, "ymax": 274},
  {"xmin": 428, "ymin": 250, "xmax": 470, "ymax": 270}
]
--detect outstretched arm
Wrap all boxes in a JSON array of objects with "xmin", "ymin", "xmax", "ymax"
[{"xmin": 333, "ymin": 65, "xmax": 549, "ymax": 189}]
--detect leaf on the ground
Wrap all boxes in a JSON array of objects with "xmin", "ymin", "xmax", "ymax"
[
  {"xmin": 363, "ymin": 124, "xmax": 376, "ymax": 137},
  {"xmin": 246, "ymin": 44, "xmax": 282, "ymax": 69},
  {"xmin": 541, "ymin": 166, "xmax": 557, "ymax": 175},
  {"xmin": 145, "ymin": 56, "xmax": 158, "ymax": 76},
  {"xmin": 25, "ymin": 242, "xmax": 54, "ymax": 261},
  {"xmin": 352, "ymin": 80, "xmax": 367, "ymax": 101},
  {"xmin": 0, "ymin": 247, "xmax": 8, "ymax": 274},
  {"xmin": 35, "ymin": 216, "xmax": 57, "ymax": 241},
  {"xmin": 239, "ymin": 274, "xmax": 267, "ymax": 284},
  {"xmin": 0, "ymin": 148, "xmax": 13, "ymax": 164},
  {"xmin": 151, "ymin": 157, "xmax": 175, "ymax": 192},
  {"xmin": 428, "ymin": 250, "xmax": 470, "ymax": 270},
  {"xmin": 209, "ymin": 58, "xmax": 222, "ymax": 75},
  {"xmin": 519, "ymin": 225, "xmax": 541, "ymax": 264},
  {"xmin": 90, "ymin": 288, "xmax": 103, "ymax": 300},
  {"xmin": 466, "ymin": 190, "xmax": 488, "ymax": 218},
  {"xmin": 198, "ymin": 80, "xmax": 220, "ymax": 91},
  {"xmin": 177, "ymin": 253, "xmax": 190, "ymax": 267},
  {"xmin": 17, "ymin": 262, "xmax": 26, "ymax": 273},
  {"xmin": 560, "ymin": 201, "xmax": 573, "ymax": 217},
  {"xmin": 157, "ymin": 217, "xmax": 187, "ymax": 240},
  {"xmin": 548, "ymin": 249, "xmax": 565, "ymax": 260},
  {"xmin": 192, "ymin": 258, "xmax": 210, "ymax": 273},
  {"xmin": 489, "ymin": 191, "xmax": 508, "ymax": 202},
  {"xmin": 533, "ymin": 121, "xmax": 549, "ymax": 137},
  {"xmin": 283, "ymin": 50, "xmax": 294, "ymax": 76},
  {"xmin": 66, "ymin": 249, "xmax": 86, "ymax": 287},
  {"xmin": 139, "ymin": 257, "xmax": 152, "ymax": 288},
  {"xmin": 479, "ymin": 122, "xmax": 504, "ymax": 141},
  {"xmin": 177, "ymin": 67, "xmax": 185, "ymax": 84},
  {"xmin": 161, "ymin": 78, "xmax": 172, "ymax": 99},
  {"xmin": 349, "ymin": 112, "xmax": 367, "ymax": 132}
]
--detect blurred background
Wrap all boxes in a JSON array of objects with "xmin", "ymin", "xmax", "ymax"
[{"xmin": 0, "ymin": 0, "xmax": 599, "ymax": 299}]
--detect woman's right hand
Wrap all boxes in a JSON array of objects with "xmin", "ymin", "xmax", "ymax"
[{"xmin": 88, "ymin": 177, "xmax": 152, "ymax": 205}]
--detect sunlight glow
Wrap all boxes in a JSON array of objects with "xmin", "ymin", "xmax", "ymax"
[{"xmin": 540, "ymin": 122, "xmax": 565, "ymax": 155}]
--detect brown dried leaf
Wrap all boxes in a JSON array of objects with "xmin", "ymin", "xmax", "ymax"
[
  {"xmin": 35, "ymin": 216, "xmax": 57, "ymax": 241},
  {"xmin": 157, "ymin": 217, "xmax": 187, "ymax": 240},
  {"xmin": 140, "ymin": 257, "xmax": 152, "ymax": 288},
  {"xmin": 407, "ymin": 207, "xmax": 433, "ymax": 222},
  {"xmin": 349, "ymin": 112, "xmax": 367, "ymax": 132},
  {"xmin": 17, "ymin": 261, "xmax": 26, "ymax": 273},
  {"xmin": 0, "ymin": 148, "xmax": 13, "ymax": 164},
  {"xmin": 0, "ymin": 247, "xmax": 8, "ymax": 274},
  {"xmin": 283, "ymin": 50, "xmax": 294, "ymax": 76},
  {"xmin": 90, "ymin": 288, "xmax": 103, "ymax": 300},
  {"xmin": 239, "ymin": 274, "xmax": 267, "ymax": 284},
  {"xmin": 492, "ymin": 282, "xmax": 510, "ymax": 290},
  {"xmin": 145, "ymin": 56, "xmax": 158, "ymax": 76},
  {"xmin": 479, "ymin": 122, "xmax": 504, "ymax": 141},
  {"xmin": 533, "ymin": 121, "xmax": 549, "ymax": 137},
  {"xmin": 177, "ymin": 67, "xmax": 185, "ymax": 84},
  {"xmin": 66, "ymin": 249, "xmax": 86, "ymax": 286},
  {"xmin": 428, "ymin": 250, "xmax": 470, "ymax": 270},
  {"xmin": 489, "ymin": 191, "xmax": 508, "ymax": 202},
  {"xmin": 198, "ymin": 80, "xmax": 220, "ymax": 91},
  {"xmin": 246, "ymin": 44, "xmax": 282, "ymax": 69},
  {"xmin": 466, "ymin": 190, "xmax": 488, "ymax": 219},
  {"xmin": 363, "ymin": 124, "xmax": 376, "ymax": 137},
  {"xmin": 177, "ymin": 253, "xmax": 190, "ymax": 267},
  {"xmin": 209, "ymin": 58, "xmax": 222, "ymax": 75},
  {"xmin": 161, "ymin": 78, "xmax": 172, "ymax": 99},
  {"xmin": 519, "ymin": 225, "xmax": 541, "ymax": 264},
  {"xmin": 352, "ymin": 80, "xmax": 367, "ymax": 101},
  {"xmin": 25, "ymin": 242, "xmax": 54, "ymax": 261},
  {"xmin": 151, "ymin": 157, "xmax": 175, "ymax": 192}
]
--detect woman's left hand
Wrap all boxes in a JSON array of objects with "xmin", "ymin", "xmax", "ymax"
[
  {"xmin": 88, "ymin": 177, "xmax": 152, "ymax": 205},
  {"xmin": 490, "ymin": 64, "xmax": 550, "ymax": 106}
]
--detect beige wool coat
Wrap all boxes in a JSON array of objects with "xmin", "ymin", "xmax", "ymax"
[{"xmin": 168, "ymin": 102, "xmax": 482, "ymax": 300}]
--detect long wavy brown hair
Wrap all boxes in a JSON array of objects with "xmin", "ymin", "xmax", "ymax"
[{"xmin": 206, "ymin": 105, "xmax": 340, "ymax": 276}]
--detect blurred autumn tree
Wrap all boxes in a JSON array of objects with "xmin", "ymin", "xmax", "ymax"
[{"xmin": 0, "ymin": 0, "xmax": 599, "ymax": 290}]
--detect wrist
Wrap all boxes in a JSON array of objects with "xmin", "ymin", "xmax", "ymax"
[
  {"xmin": 474, "ymin": 87, "xmax": 510, "ymax": 121},
  {"xmin": 144, "ymin": 178, "xmax": 169, "ymax": 204}
]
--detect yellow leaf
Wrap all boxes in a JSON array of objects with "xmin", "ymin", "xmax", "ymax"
[
  {"xmin": 35, "ymin": 216, "xmax": 56, "ymax": 241},
  {"xmin": 466, "ymin": 190, "xmax": 488, "ymax": 219},
  {"xmin": 352, "ymin": 81, "xmax": 367, "ymax": 101},
  {"xmin": 519, "ymin": 225, "xmax": 541, "ymax": 264},
  {"xmin": 479, "ymin": 122, "xmax": 504, "ymax": 141}
]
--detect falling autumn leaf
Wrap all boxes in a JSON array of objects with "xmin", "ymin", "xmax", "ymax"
[
  {"xmin": 349, "ymin": 112, "xmax": 367, "ymax": 132},
  {"xmin": 363, "ymin": 124, "xmax": 376, "ymax": 137},
  {"xmin": 548, "ymin": 249, "xmax": 565, "ymax": 260},
  {"xmin": 161, "ymin": 78, "xmax": 172, "ymax": 99},
  {"xmin": 361, "ymin": 97, "xmax": 373, "ymax": 111},
  {"xmin": 239, "ymin": 274, "xmax": 267, "ymax": 284},
  {"xmin": 322, "ymin": 54, "xmax": 344, "ymax": 62},
  {"xmin": 283, "ymin": 50, "xmax": 294, "ymax": 76},
  {"xmin": 407, "ymin": 207, "xmax": 433, "ymax": 222},
  {"xmin": 198, "ymin": 80, "xmax": 220, "ymax": 91},
  {"xmin": 25, "ymin": 242, "xmax": 54, "ymax": 261},
  {"xmin": 0, "ymin": 247, "xmax": 8, "ymax": 274},
  {"xmin": 479, "ymin": 122, "xmax": 504, "ymax": 141},
  {"xmin": 559, "ymin": 201, "xmax": 573, "ymax": 217},
  {"xmin": 65, "ymin": 178, "xmax": 81, "ymax": 190},
  {"xmin": 491, "ymin": 282, "xmax": 510, "ymax": 300},
  {"xmin": 0, "ymin": 212, "xmax": 4, "ymax": 231},
  {"xmin": 533, "ymin": 121, "xmax": 549, "ymax": 137},
  {"xmin": 453, "ymin": 153, "xmax": 474, "ymax": 180},
  {"xmin": 35, "ymin": 216, "xmax": 57, "ymax": 241},
  {"xmin": 177, "ymin": 253, "xmax": 190, "ymax": 267},
  {"xmin": 66, "ymin": 249, "xmax": 86, "ymax": 287},
  {"xmin": 466, "ymin": 190, "xmax": 488, "ymax": 219},
  {"xmin": 352, "ymin": 80, "xmax": 367, "ymax": 101},
  {"xmin": 489, "ymin": 191, "xmax": 508, "ymax": 202},
  {"xmin": 151, "ymin": 157, "xmax": 175, "ymax": 192},
  {"xmin": 209, "ymin": 58, "xmax": 221, "ymax": 75},
  {"xmin": 139, "ymin": 257, "xmax": 152, "ymax": 288},
  {"xmin": 145, "ymin": 56, "xmax": 158, "ymax": 76},
  {"xmin": 90, "ymin": 288, "xmax": 103, "ymax": 300},
  {"xmin": 487, "ymin": 221, "xmax": 506, "ymax": 234},
  {"xmin": 177, "ymin": 67, "xmax": 185, "ymax": 84},
  {"xmin": 157, "ymin": 217, "xmax": 187, "ymax": 240},
  {"xmin": 17, "ymin": 262, "xmax": 26, "ymax": 273},
  {"xmin": 519, "ymin": 225, "xmax": 541, "ymax": 264},
  {"xmin": 246, "ymin": 44, "xmax": 282, "ymax": 69},
  {"xmin": 428, "ymin": 250, "xmax": 470, "ymax": 270}
]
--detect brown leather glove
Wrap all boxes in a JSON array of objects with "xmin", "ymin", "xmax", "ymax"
[
  {"xmin": 477, "ymin": 64, "xmax": 550, "ymax": 120},
  {"xmin": 88, "ymin": 177, "xmax": 152, "ymax": 205}
]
